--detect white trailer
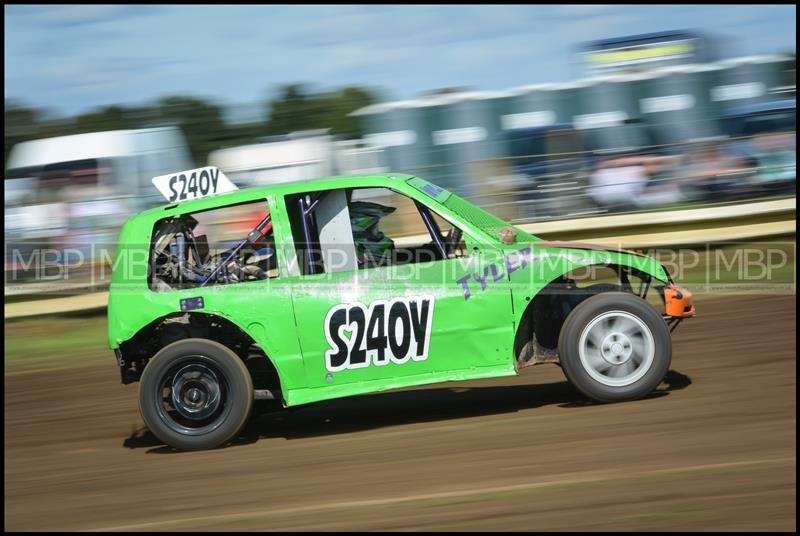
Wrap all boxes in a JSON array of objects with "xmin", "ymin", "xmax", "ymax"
[
  {"xmin": 5, "ymin": 126, "xmax": 192, "ymax": 207},
  {"xmin": 208, "ymin": 131, "xmax": 387, "ymax": 188},
  {"xmin": 5, "ymin": 126, "xmax": 192, "ymax": 239}
]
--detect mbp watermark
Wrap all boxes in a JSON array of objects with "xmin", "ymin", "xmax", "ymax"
[
  {"xmin": 4, "ymin": 239, "xmax": 796, "ymax": 297},
  {"xmin": 645, "ymin": 241, "xmax": 795, "ymax": 294}
]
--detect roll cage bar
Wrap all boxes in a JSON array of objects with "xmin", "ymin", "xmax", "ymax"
[{"xmin": 199, "ymin": 212, "xmax": 273, "ymax": 287}]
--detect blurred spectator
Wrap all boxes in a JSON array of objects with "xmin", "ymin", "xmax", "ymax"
[
  {"xmin": 588, "ymin": 151, "xmax": 682, "ymax": 212},
  {"xmin": 678, "ymin": 138, "xmax": 751, "ymax": 202},
  {"xmin": 636, "ymin": 153, "xmax": 685, "ymax": 207},
  {"xmin": 588, "ymin": 153, "xmax": 649, "ymax": 212},
  {"xmin": 753, "ymin": 132, "xmax": 796, "ymax": 195}
]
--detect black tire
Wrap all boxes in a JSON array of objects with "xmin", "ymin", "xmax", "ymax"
[
  {"xmin": 139, "ymin": 338, "xmax": 253, "ymax": 450},
  {"xmin": 558, "ymin": 292, "xmax": 671, "ymax": 403}
]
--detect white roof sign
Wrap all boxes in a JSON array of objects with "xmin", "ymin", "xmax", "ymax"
[{"xmin": 152, "ymin": 166, "xmax": 238, "ymax": 203}]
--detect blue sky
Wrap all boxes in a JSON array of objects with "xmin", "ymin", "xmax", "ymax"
[{"xmin": 4, "ymin": 5, "xmax": 797, "ymax": 120}]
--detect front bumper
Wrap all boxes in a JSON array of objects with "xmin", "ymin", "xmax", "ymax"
[{"xmin": 664, "ymin": 284, "xmax": 696, "ymax": 318}]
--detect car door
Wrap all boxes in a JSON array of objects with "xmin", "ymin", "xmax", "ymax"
[{"xmin": 283, "ymin": 184, "xmax": 516, "ymax": 398}]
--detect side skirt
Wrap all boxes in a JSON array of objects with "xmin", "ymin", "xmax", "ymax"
[{"xmin": 284, "ymin": 363, "xmax": 519, "ymax": 407}]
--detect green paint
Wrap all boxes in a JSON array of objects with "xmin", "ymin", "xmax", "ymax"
[{"xmin": 107, "ymin": 173, "xmax": 673, "ymax": 407}]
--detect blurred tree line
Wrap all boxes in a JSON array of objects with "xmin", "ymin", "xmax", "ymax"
[{"xmin": 5, "ymin": 84, "xmax": 377, "ymax": 169}]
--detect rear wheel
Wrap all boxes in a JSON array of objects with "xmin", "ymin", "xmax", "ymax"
[
  {"xmin": 558, "ymin": 292, "xmax": 671, "ymax": 402},
  {"xmin": 139, "ymin": 338, "xmax": 253, "ymax": 450}
]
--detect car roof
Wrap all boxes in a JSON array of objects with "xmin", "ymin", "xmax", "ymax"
[{"xmin": 135, "ymin": 172, "xmax": 418, "ymax": 219}]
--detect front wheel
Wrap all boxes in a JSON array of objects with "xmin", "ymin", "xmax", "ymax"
[
  {"xmin": 558, "ymin": 292, "xmax": 671, "ymax": 402},
  {"xmin": 139, "ymin": 338, "xmax": 253, "ymax": 450}
]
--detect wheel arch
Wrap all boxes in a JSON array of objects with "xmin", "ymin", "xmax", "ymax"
[
  {"xmin": 116, "ymin": 311, "xmax": 286, "ymax": 403},
  {"xmin": 513, "ymin": 259, "xmax": 669, "ymax": 366}
]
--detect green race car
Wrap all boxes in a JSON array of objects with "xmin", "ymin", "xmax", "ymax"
[{"xmin": 109, "ymin": 168, "xmax": 695, "ymax": 450}]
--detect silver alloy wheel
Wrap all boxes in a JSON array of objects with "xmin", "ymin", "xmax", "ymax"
[{"xmin": 578, "ymin": 310, "xmax": 655, "ymax": 387}]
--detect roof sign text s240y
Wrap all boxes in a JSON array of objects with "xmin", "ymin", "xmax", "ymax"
[{"xmin": 152, "ymin": 166, "xmax": 238, "ymax": 202}]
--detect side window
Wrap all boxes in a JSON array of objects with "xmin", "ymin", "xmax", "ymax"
[
  {"xmin": 285, "ymin": 190, "xmax": 356, "ymax": 276},
  {"xmin": 350, "ymin": 188, "xmax": 467, "ymax": 268},
  {"xmin": 149, "ymin": 199, "xmax": 278, "ymax": 292},
  {"xmin": 285, "ymin": 187, "xmax": 466, "ymax": 276}
]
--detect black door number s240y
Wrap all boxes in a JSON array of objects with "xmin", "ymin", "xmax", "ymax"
[{"xmin": 324, "ymin": 296, "xmax": 435, "ymax": 372}]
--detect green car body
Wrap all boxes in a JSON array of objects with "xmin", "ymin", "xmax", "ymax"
[
  {"xmin": 108, "ymin": 175, "xmax": 670, "ymax": 406},
  {"xmin": 108, "ymin": 173, "xmax": 678, "ymax": 412}
]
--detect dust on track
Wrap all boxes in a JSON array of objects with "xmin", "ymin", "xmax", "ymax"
[{"xmin": 4, "ymin": 294, "xmax": 796, "ymax": 531}]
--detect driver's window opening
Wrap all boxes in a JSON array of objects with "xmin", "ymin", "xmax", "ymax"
[
  {"xmin": 149, "ymin": 199, "xmax": 277, "ymax": 292},
  {"xmin": 286, "ymin": 187, "xmax": 467, "ymax": 276}
]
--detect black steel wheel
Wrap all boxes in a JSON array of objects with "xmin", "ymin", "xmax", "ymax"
[{"xmin": 139, "ymin": 338, "xmax": 253, "ymax": 450}]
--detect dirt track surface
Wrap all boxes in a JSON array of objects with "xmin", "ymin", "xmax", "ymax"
[{"xmin": 4, "ymin": 295, "xmax": 796, "ymax": 531}]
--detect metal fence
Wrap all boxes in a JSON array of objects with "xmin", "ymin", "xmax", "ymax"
[{"xmin": 4, "ymin": 132, "xmax": 796, "ymax": 296}]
